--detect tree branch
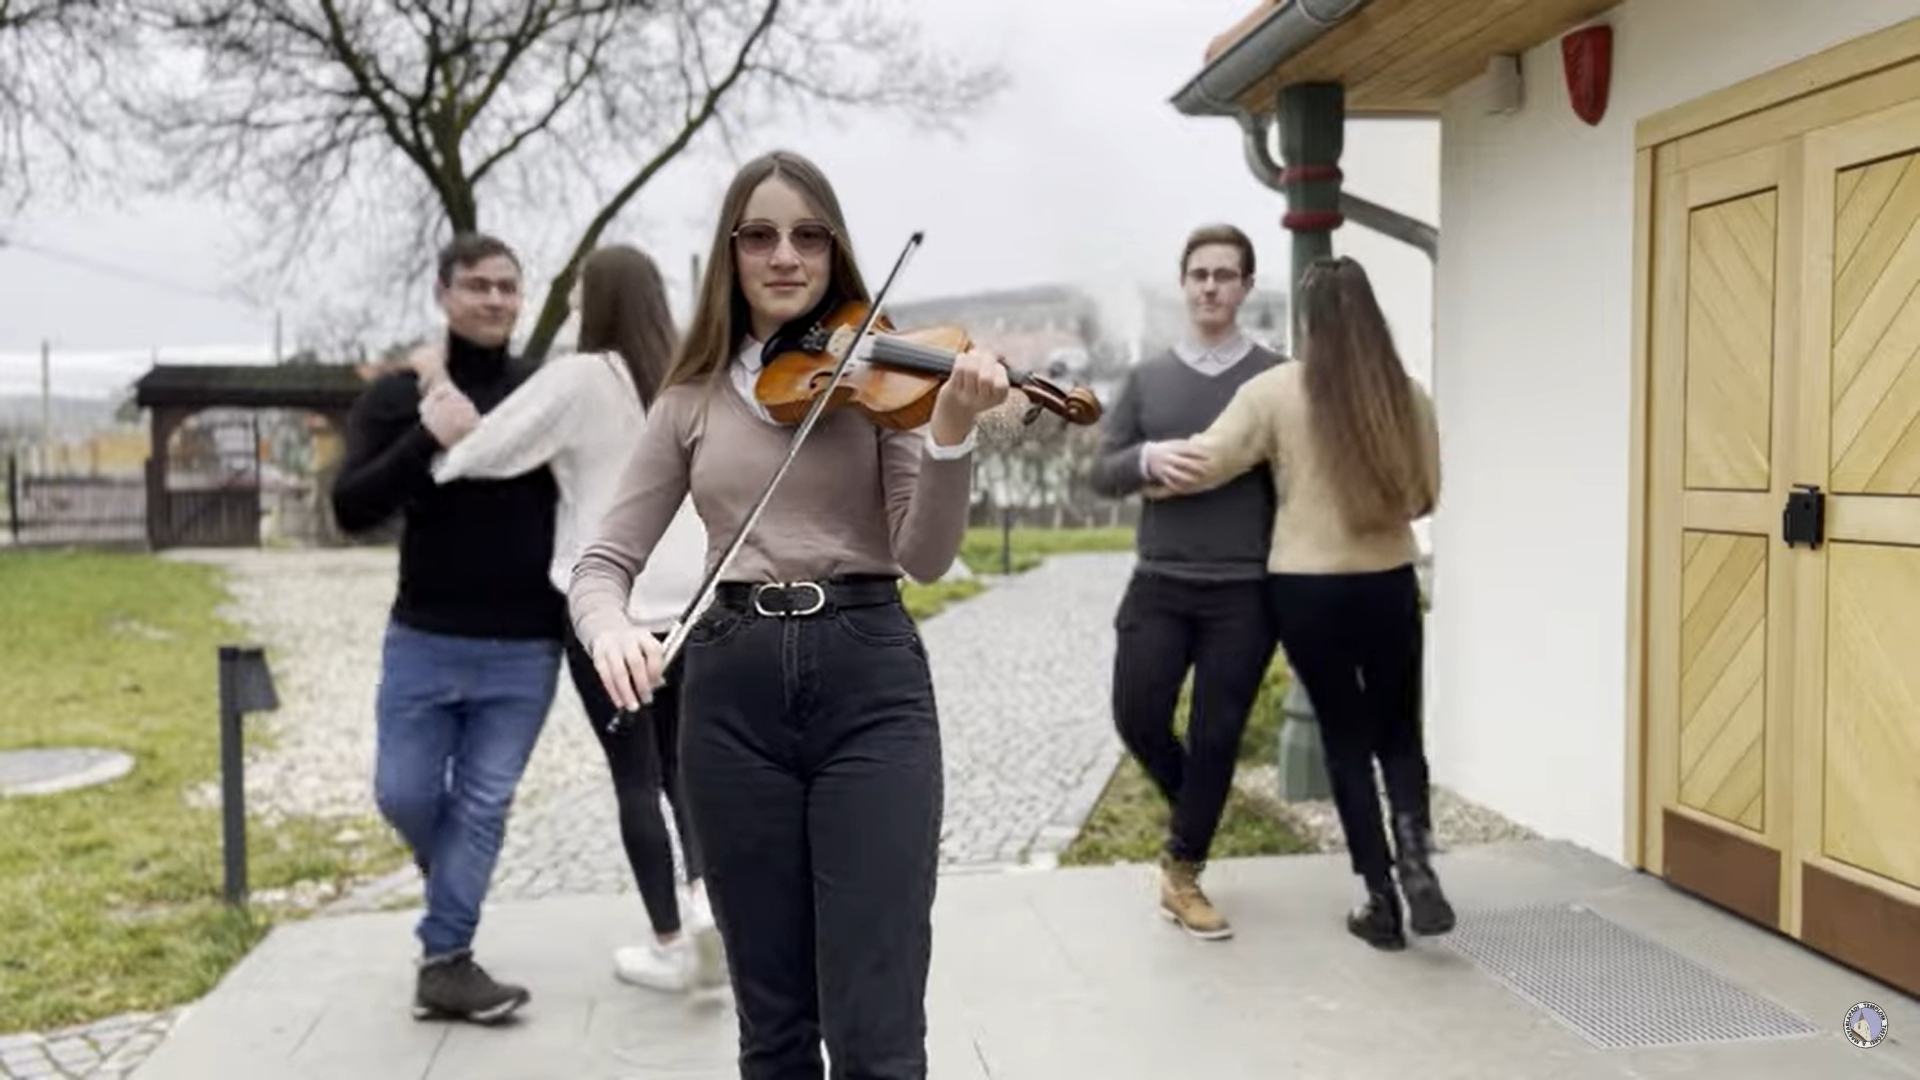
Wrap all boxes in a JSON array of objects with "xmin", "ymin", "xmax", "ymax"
[{"xmin": 115, "ymin": 0, "xmax": 1006, "ymax": 356}]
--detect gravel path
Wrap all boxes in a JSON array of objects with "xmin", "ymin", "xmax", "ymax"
[
  {"xmin": 166, "ymin": 546, "xmax": 604, "ymax": 828},
  {"xmin": 1232, "ymin": 765, "xmax": 1539, "ymax": 854}
]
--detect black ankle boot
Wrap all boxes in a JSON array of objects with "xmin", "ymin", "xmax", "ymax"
[
  {"xmin": 1393, "ymin": 812, "xmax": 1456, "ymax": 936},
  {"xmin": 1347, "ymin": 879, "xmax": 1406, "ymax": 950}
]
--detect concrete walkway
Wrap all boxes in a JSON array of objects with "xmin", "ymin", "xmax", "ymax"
[{"xmin": 132, "ymin": 841, "xmax": 1917, "ymax": 1079}]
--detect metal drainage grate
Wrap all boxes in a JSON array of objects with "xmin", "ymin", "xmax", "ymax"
[{"xmin": 1443, "ymin": 903, "xmax": 1820, "ymax": 1050}]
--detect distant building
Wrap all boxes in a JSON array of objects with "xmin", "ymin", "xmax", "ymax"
[
  {"xmin": 884, "ymin": 281, "xmax": 1287, "ymax": 411},
  {"xmin": 1135, "ymin": 286, "xmax": 1289, "ymax": 361}
]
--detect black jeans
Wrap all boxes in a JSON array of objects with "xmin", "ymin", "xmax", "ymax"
[
  {"xmin": 1265, "ymin": 564, "xmax": 1430, "ymax": 886},
  {"xmin": 1111, "ymin": 570, "xmax": 1278, "ymax": 863},
  {"xmin": 562, "ymin": 627, "xmax": 704, "ymax": 936},
  {"xmin": 680, "ymin": 578, "xmax": 941, "ymax": 1080}
]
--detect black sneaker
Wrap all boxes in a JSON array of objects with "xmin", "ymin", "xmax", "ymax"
[{"xmin": 413, "ymin": 952, "xmax": 530, "ymax": 1024}]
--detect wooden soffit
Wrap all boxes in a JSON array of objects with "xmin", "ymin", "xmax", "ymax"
[{"xmin": 1210, "ymin": 0, "xmax": 1623, "ymax": 116}]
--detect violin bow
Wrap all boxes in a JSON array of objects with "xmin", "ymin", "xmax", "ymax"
[{"xmin": 625, "ymin": 230, "xmax": 926, "ymax": 719}]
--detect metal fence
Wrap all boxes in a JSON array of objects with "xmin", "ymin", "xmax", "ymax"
[{"xmin": 4, "ymin": 453, "xmax": 148, "ymax": 548}]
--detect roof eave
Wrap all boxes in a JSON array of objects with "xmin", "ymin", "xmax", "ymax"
[{"xmin": 1169, "ymin": 0, "xmax": 1372, "ymax": 118}]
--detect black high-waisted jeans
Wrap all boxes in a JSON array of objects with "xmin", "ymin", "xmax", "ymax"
[{"xmin": 680, "ymin": 576, "xmax": 941, "ymax": 1080}]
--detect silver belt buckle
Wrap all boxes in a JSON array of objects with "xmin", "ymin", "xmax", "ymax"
[{"xmin": 752, "ymin": 581, "xmax": 827, "ymax": 617}]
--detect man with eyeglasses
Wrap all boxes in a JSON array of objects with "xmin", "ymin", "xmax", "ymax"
[
  {"xmin": 331, "ymin": 233, "xmax": 564, "ymax": 1024},
  {"xmin": 1089, "ymin": 223, "xmax": 1283, "ymax": 941}
]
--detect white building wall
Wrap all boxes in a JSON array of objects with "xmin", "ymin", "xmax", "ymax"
[{"xmin": 1426, "ymin": 0, "xmax": 1920, "ymax": 862}]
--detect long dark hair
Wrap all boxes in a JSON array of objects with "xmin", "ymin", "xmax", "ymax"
[
  {"xmin": 576, "ymin": 244, "xmax": 678, "ymax": 409},
  {"xmin": 1296, "ymin": 256, "xmax": 1436, "ymax": 530},
  {"xmin": 664, "ymin": 149, "xmax": 869, "ymax": 389}
]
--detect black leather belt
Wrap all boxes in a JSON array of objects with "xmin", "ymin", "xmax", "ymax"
[{"xmin": 714, "ymin": 575, "xmax": 901, "ymax": 617}]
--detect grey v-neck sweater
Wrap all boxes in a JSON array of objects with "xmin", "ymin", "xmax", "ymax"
[{"xmin": 1089, "ymin": 346, "xmax": 1283, "ymax": 582}]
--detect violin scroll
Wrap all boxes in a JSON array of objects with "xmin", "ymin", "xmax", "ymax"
[{"xmin": 1010, "ymin": 372, "xmax": 1103, "ymax": 426}]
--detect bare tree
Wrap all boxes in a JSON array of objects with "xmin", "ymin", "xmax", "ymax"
[
  {"xmin": 0, "ymin": 0, "xmax": 132, "ymax": 208},
  {"xmin": 134, "ymin": 0, "xmax": 1007, "ymax": 359}
]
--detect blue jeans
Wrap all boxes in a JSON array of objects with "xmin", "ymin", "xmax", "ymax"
[{"xmin": 373, "ymin": 621, "xmax": 560, "ymax": 958}]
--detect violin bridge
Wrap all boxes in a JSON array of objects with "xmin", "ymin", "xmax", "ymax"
[{"xmin": 826, "ymin": 325, "xmax": 867, "ymax": 364}]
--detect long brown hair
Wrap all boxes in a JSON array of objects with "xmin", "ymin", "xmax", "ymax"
[
  {"xmin": 663, "ymin": 150, "xmax": 870, "ymax": 389},
  {"xmin": 576, "ymin": 244, "xmax": 678, "ymax": 410},
  {"xmin": 1296, "ymin": 256, "xmax": 1436, "ymax": 530}
]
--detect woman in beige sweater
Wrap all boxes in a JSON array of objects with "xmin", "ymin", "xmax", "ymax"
[{"xmin": 1152, "ymin": 255, "xmax": 1453, "ymax": 951}]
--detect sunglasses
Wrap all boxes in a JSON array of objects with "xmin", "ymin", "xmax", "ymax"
[{"xmin": 732, "ymin": 221, "xmax": 835, "ymax": 258}]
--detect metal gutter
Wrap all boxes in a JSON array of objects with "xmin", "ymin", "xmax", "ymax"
[
  {"xmin": 1169, "ymin": 0, "xmax": 1440, "ymax": 260},
  {"xmin": 1234, "ymin": 112, "xmax": 1438, "ymax": 262},
  {"xmin": 1170, "ymin": 0, "xmax": 1372, "ymax": 118}
]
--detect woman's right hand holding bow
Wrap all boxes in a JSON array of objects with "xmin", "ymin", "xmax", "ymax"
[{"xmin": 590, "ymin": 624, "xmax": 668, "ymax": 711}]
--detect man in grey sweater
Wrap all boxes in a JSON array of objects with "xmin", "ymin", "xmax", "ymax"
[{"xmin": 1089, "ymin": 223, "xmax": 1282, "ymax": 940}]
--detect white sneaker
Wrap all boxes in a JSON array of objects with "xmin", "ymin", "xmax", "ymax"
[
  {"xmin": 612, "ymin": 937, "xmax": 695, "ymax": 993},
  {"xmin": 682, "ymin": 885, "xmax": 728, "ymax": 990}
]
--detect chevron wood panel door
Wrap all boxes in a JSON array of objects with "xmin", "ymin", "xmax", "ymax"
[
  {"xmin": 1645, "ymin": 139, "xmax": 1800, "ymax": 934},
  {"xmin": 1641, "ymin": 69, "xmax": 1920, "ymax": 1000},
  {"xmin": 1789, "ymin": 101, "xmax": 1920, "ymax": 997}
]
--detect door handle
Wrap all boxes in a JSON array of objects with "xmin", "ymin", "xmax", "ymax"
[{"xmin": 1782, "ymin": 483, "xmax": 1824, "ymax": 549}]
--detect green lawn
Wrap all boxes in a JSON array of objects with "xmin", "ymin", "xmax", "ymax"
[
  {"xmin": 1060, "ymin": 646, "xmax": 1313, "ymax": 866},
  {"xmin": 958, "ymin": 525, "xmax": 1135, "ymax": 575},
  {"xmin": 0, "ymin": 552, "xmax": 403, "ymax": 1033}
]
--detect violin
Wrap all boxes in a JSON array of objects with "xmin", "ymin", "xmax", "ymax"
[{"xmin": 754, "ymin": 300, "xmax": 1104, "ymax": 432}]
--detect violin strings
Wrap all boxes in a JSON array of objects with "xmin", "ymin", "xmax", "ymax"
[
  {"xmin": 868, "ymin": 336, "xmax": 955, "ymax": 374},
  {"xmin": 866, "ymin": 331, "xmax": 1034, "ymax": 388}
]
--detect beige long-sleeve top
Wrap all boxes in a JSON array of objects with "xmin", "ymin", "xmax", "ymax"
[
  {"xmin": 431, "ymin": 350, "xmax": 708, "ymax": 633},
  {"xmin": 1157, "ymin": 361, "xmax": 1439, "ymax": 575},
  {"xmin": 567, "ymin": 339, "xmax": 976, "ymax": 649}
]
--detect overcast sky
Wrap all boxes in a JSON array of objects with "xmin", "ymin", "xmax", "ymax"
[{"xmin": 0, "ymin": 0, "xmax": 1438, "ymax": 400}]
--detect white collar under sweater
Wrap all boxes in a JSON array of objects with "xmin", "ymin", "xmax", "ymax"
[{"xmin": 1173, "ymin": 332, "xmax": 1255, "ymax": 376}]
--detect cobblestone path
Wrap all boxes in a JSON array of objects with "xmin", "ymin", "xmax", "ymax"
[{"xmin": 338, "ymin": 550, "xmax": 1139, "ymax": 910}]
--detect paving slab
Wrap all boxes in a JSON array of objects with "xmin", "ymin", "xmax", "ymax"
[{"xmin": 133, "ymin": 841, "xmax": 1920, "ymax": 1079}]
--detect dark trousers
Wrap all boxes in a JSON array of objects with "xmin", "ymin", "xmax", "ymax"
[
  {"xmin": 680, "ymin": 580, "xmax": 942, "ymax": 1080},
  {"xmin": 562, "ymin": 628, "xmax": 704, "ymax": 936},
  {"xmin": 1266, "ymin": 564, "xmax": 1430, "ymax": 886},
  {"xmin": 1111, "ymin": 570, "xmax": 1278, "ymax": 864}
]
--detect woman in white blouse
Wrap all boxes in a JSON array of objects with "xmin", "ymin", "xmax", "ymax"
[{"xmin": 412, "ymin": 244, "xmax": 721, "ymax": 994}]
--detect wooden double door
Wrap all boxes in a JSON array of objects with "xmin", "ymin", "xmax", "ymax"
[{"xmin": 1643, "ymin": 50, "xmax": 1920, "ymax": 997}]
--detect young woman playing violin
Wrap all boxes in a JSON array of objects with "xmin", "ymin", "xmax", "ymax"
[{"xmin": 568, "ymin": 149, "xmax": 1010, "ymax": 1080}]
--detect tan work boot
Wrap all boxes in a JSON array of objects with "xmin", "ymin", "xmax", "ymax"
[{"xmin": 1158, "ymin": 855, "xmax": 1232, "ymax": 940}]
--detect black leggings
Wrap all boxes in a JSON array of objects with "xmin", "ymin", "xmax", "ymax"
[
  {"xmin": 1266, "ymin": 564, "xmax": 1430, "ymax": 887},
  {"xmin": 562, "ymin": 628, "xmax": 705, "ymax": 936}
]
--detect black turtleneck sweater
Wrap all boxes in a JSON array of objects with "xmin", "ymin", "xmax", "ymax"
[{"xmin": 331, "ymin": 332, "xmax": 564, "ymax": 641}]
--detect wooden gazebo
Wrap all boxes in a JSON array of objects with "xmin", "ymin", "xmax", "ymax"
[{"xmin": 132, "ymin": 363, "xmax": 373, "ymax": 548}]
